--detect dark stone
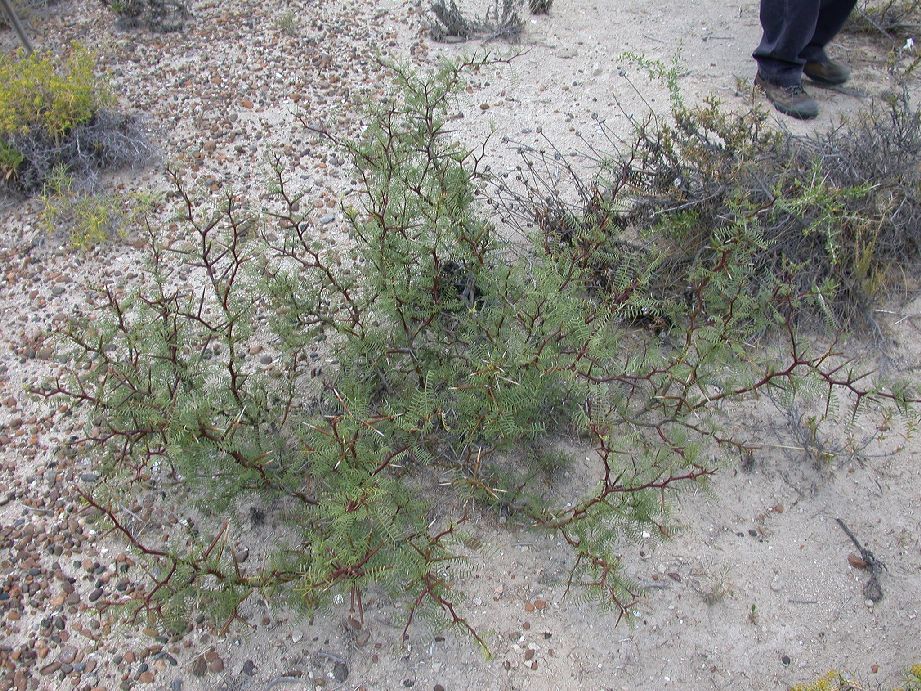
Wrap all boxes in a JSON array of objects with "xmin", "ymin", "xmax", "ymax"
[
  {"xmin": 190, "ymin": 656, "xmax": 207, "ymax": 677},
  {"xmin": 242, "ymin": 660, "xmax": 256, "ymax": 676}
]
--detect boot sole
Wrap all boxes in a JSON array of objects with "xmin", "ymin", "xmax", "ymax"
[{"xmin": 804, "ymin": 73, "xmax": 849, "ymax": 86}]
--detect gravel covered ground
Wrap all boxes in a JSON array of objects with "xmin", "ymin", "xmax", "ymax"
[{"xmin": 1, "ymin": 1, "xmax": 920, "ymax": 690}]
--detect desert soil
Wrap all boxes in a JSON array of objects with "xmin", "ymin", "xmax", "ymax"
[{"xmin": 1, "ymin": 1, "xmax": 920, "ymax": 690}]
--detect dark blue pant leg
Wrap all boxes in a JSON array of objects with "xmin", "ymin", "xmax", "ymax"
[
  {"xmin": 802, "ymin": 0, "xmax": 859, "ymax": 62},
  {"xmin": 754, "ymin": 0, "xmax": 857, "ymax": 86}
]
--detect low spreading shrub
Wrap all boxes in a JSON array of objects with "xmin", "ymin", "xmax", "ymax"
[
  {"xmin": 39, "ymin": 164, "xmax": 156, "ymax": 248},
  {"xmin": 791, "ymin": 664, "xmax": 921, "ymax": 690},
  {"xmin": 0, "ymin": 44, "xmax": 152, "ymax": 193},
  {"xmin": 100, "ymin": 0, "xmax": 190, "ymax": 32},
  {"xmin": 504, "ymin": 56, "xmax": 921, "ymax": 338},
  {"xmin": 847, "ymin": 0, "xmax": 921, "ymax": 38},
  {"xmin": 0, "ymin": 45, "xmax": 103, "ymax": 147},
  {"xmin": 429, "ymin": 0, "xmax": 524, "ymax": 41},
  {"xmin": 0, "ymin": 0, "xmax": 60, "ymax": 28},
  {"xmin": 39, "ymin": 56, "xmax": 921, "ymax": 648}
]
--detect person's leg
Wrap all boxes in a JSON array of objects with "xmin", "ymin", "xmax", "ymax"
[
  {"xmin": 800, "ymin": 0, "xmax": 859, "ymax": 62},
  {"xmin": 753, "ymin": 0, "xmax": 822, "ymax": 86}
]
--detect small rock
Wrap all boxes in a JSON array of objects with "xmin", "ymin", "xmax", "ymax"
[
  {"xmin": 848, "ymin": 553, "xmax": 868, "ymax": 569},
  {"xmin": 190, "ymin": 657, "xmax": 206, "ymax": 677},
  {"xmin": 242, "ymin": 660, "xmax": 256, "ymax": 676},
  {"xmin": 207, "ymin": 657, "xmax": 224, "ymax": 673},
  {"xmin": 138, "ymin": 671, "xmax": 155, "ymax": 684},
  {"xmin": 333, "ymin": 661, "xmax": 349, "ymax": 682},
  {"xmin": 781, "ymin": 655, "xmax": 791, "ymax": 666}
]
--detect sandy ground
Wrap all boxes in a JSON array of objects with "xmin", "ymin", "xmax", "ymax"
[{"xmin": 1, "ymin": 1, "xmax": 920, "ymax": 690}]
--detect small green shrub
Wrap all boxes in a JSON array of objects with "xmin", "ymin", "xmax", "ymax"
[
  {"xmin": 41, "ymin": 56, "xmax": 920, "ymax": 648},
  {"xmin": 0, "ymin": 44, "xmax": 107, "ymax": 146},
  {"xmin": 100, "ymin": 0, "xmax": 190, "ymax": 32},
  {"xmin": 509, "ymin": 56, "xmax": 921, "ymax": 337},
  {"xmin": 429, "ymin": 0, "xmax": 524, "ymax": 41},
  {"xmin": 790, "ymin": 670, "xmax": 862, "ymax": 691},
  {"xmin": 0, "ymin": 140, "xmax": 25, "ymax": 180},
  {"xmin": 908, "ymin": 665, "xmax": 921, "ymax": 689},
  {"xmin": 274, "ymin": 10, "xmax": 298, "ymax": 36},
  {"xmin": 0, "ymin": 44, "xmax": 152, "ymax": 193},
  {"xmin": 39, "ymin": 164, "xmax": 155, "ymax": 248},
  {"xmin": 792, "ymin": 665, "xmax": 921, "ymax": 691}
]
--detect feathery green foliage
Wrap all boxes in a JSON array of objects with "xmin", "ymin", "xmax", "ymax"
[{"xmin": 44, "ymin": 55, "xmax": 921, "ymax": 648}]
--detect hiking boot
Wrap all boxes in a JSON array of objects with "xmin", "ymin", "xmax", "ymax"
[
  {"xmin": 755, "ymin": 74, "xmax": 819, "ymax": 120},
  {"xmin": 804, "ymin": 59, "xmax": 851, "ymax": 86}
]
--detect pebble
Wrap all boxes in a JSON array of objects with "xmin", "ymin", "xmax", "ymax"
[{"xmin": 190, "ymin": 657, "xmax": 206, "ymax": 678}]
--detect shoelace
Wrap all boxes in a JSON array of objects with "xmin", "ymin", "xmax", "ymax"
[{"xmin": 782, "ymin": 84, "xmax": 808, "ymax": 97}]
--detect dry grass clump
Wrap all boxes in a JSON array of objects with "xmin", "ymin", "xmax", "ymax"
[
  {"xmin": 99, "ymin": 0, "xmax": 190, "ymax": 32},
  {"xmin": 429, "ymin": 0, "xmax": 524, "ymax": 41},
  {"xmin": 847, "ymin": 0, "xmax": 921, "ymax": 38},
  {"xmin": 503, "ymin": 75, "xmax": 921, "ymax": 338}
]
